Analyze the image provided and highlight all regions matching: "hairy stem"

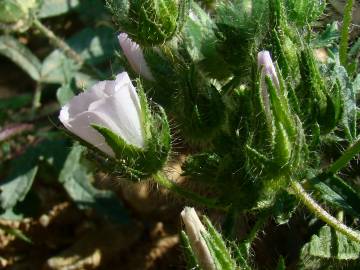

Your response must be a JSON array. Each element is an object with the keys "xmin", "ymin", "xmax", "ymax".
[
  {"xmin": 327, "ymin": 138, "xmax": 360, "ymax": 174},
  {"xmin": 241, "ymin": 212, "xmax": 269, "ymax": 258},
  {"xmin": 339, "ymin": 0, "xmax": 354, "ymax": 68},
  {"xmin": 32, "ymin": 19, "xmax": 104, "ymax": 79},
  {"xmin": 290, "ymin": 180, "xmax": 360, "ymax": 243},
  {"xmin": 153, "ymin": 172, "xmax": 225, "ymax": 209}
]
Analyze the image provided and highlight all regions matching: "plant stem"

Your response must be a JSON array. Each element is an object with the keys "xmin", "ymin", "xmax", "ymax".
[
  {"xmin": 339, "ymin": 0, "xmax": 354, "ymax": 68},
  {"xmin": 290, "ymin": 180, "xmax": 360, "ymax": 243},
  {"xmin": 327, "ymin": 138, "xmax": 360, "ymax": 174},
  {"xmin": 31, "ymin": 82, "xmax": 42, "ymax": 117},
  {"xmin": 32, "ymin": 19, "xmax": 104, "ymax": 79},
  {"xmin": 153, "ymin": 172, "xmax": 225, "ymax": 209},
  {"xmin": 241, "ymin": 211, "xmax": 269, "ymax": 258}
]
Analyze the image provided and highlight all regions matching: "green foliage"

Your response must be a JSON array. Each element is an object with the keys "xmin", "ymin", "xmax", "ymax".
[
  {"xmin": 0, "ymin": 0, "xmax": 38, "ymax": 31},
  {"xmin": 0, "ymin": 148, "xmax": 39, "ymax": 210},
  {"xmin": 106, "ymin": 0, "xmax": 190, "ymax": 46},
  {"xmin": 59, "ymin": 145, "xmax": 129, "ymax": 223},
  {"xmin": 37, "ymin": 0, "xmax": 80, "ymax": 18},
  {"xmin": 0, "ymin": 36, "xmax": 42, "ymax": 80},
  {"xmin": 299, "ymin": 225, "xmax": 360, "ymax": 269},
  {"xmin": 1, "ymin": 0, "xmax": 360, "ymax": 268}
]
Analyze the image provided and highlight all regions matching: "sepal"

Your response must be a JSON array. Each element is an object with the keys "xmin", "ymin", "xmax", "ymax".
[
  {"xmin": 0, "ymin": 0, "xmax": 38, "ymax": 32},
  {"xmin": 297, "ymin": 47, "xmax": 343, "ymax": 134},
  {"xmin": 107, "ymin": 0, "xmax": 191, "ymax": 46}
]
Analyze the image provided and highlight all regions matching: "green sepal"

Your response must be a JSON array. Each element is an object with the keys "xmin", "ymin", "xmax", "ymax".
[
  {"xmin": 177, "ymin": 66, "xmax": 226, "ymax": 144},
  {"xmin": 0, "ymin": 0, "xmax": 38, "ymax": 32},
  {"xmin": 266, "ymin": 75, "xmax": 296, "ymax": 138},
  {"xmin": 143, "ymin": 105, "xmax": 172, "ymax": 175},
  {"xmin": 297, "ymin": 47, "xmax": 345, "ymax": 135},
  {"xmin": 317, "ymin": 82, "xmax": 343, "ymax": 134},
  {"xmin": 215, "ymin": 0, "xmax": 268, "ymax": 75},
  {"xmin": 202, "ymin": 216, "xmax": 237, "ymax": 270},
  {"xmin": 273, "ymin": 121, "xmax": 292, "ymax": 168},
  {"xmin": 180, "ymin": 231, "xmax": 199, "ymax": 269},
  {"xmin": 284, "ymin": 0, "xmax": 326, "ymax": 26},
  {"xmin": 107, "ymin": 0, "xmax": 191, "ymax": 46},
  {"xmin": 91, "ymin": 124, "xmax": 142, "ymax": 162}
]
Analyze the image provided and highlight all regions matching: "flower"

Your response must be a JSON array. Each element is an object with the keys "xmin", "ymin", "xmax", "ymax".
[
  {"xmin": 257, "ymin": 50, "xmax": 280, "ymax": 89},
  {"xmin": 181, "ymin": 207, "xmax": 216, "ymax": 270},
  {"xmin": 118, "ymin": 33, "xmax": 154, "ymax": 81},
  {"xmin": 59, "ymin": 72, "xmax": 144, "ymax": 157}
]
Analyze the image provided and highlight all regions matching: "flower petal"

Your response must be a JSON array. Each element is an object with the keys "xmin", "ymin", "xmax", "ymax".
[
  {"xmin": 181, "ymin": 207, "xmax": 216, "ymax": 270},
  {"xmin": 88, "ymin": 86, "xmax": 144, "ymax": 148},
  {"xmin": 118, "ymin": 33, "xmax": 154, "ymax": 81},
  {"xmin": 65, "ymin": 111, "xmax": 117, "ymax": 157},
  {"xmin": 257, "ymin": 50, "xmax": 280, "ymax": 89}
]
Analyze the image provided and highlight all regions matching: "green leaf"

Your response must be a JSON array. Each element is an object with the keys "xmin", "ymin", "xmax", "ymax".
[
  {"xmin": 0, "ymin": 94, "xmax": 32, "ymax": 110},
  {"xmin": 67, "ymin": 27, "xmax": 115, "ymax": 65},
  {"xmin": 0, "ymin": 148, "xmax": 38, "ymax": 209},
  {"xmin": 308, "ymin": 175, "xmax": 360, "ymax": 217},
  {"xmin": 0, "ymin": 36, "xmax": 41, "ymax": 81},
  {"xmin": 56, "ymin": 80, "xmax": 77, "ymax": 106},
  {"xmin": 299, "ymin": 225, "xmax": 360, "ymax": 269},
  {"xmin": 332, "ymin": 65, "xmax": 357, "ymax": 140},
  {"xmin": 311, "ymin": 22, "xmax": 339, "ymax": 48},
  {"xmin": 40, "ymin": 27, "xmax": 115, "ymax": 84},
  {"xmin": 40, "ymin": 50, "xmax": 77, "ymax": 84},
  {"xmin": 38, "ymin": 0, "xmax": 80, "ymax": 18},
  {"xmin": 59, "ymin": 145, "xmax": 129, "ymax": 224}
]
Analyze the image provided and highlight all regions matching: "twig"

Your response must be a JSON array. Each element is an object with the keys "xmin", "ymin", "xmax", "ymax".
[
  {"xmin": 0, "ymin": 124, "xmax": 33, "ymax": 143},
  {"xmin": 32, "ymin": 19, "xmax": 104, "ymax": 79}
]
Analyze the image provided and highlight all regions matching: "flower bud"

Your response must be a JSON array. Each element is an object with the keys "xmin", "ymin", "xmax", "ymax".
[
  {"xmin": 118, "ymin": 33, "xmax": 154, "ymax": 81},
  {"xmin": 0, "ymin": 0, "xmax": 37, "ymax": 31},
  {"xmin": 254, "ymin": 50, "xmax": 305, "ymax": 172},
  {"xmin": 297, "ymin": 47, "xmax": 342, "ymax": 134},
  {"xmin": 59, "ymin": 72, "xmax": 171, "ymax": 180},
  {"xmin": 107, "ymin": 0, "xmax": 190, "ymax": 46},
  {"xmin": 181, "ymin": 207, "xmax": 216, "ymax": 270},
  {"xmin": 257, "ymin": 50, "xmax": 280, "ymax": 127}
]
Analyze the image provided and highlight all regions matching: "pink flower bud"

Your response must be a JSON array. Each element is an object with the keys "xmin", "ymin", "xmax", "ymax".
[
  {"xmin": 118, "ymin": 33, "xmax": 154, "ymax": 81},
  {"xmin": 257, "ymin": 50, "xmax": 280, "ymax": 89}
]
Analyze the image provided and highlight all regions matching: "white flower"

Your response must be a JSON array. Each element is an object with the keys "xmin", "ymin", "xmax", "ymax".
[
  {"xmin": 118, "ymin": 33, "xmax": 154, "ymax": 81},
  {"xmin": 59, "ymin": 72, "xmax": 144, "ymax": 157},
  {"xmin": 181, "ymin": 207, "xmax": 216, "ymax": 270}
]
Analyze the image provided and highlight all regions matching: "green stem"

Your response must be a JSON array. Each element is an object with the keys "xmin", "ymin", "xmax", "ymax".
[
  {"xmin": 32, "ymin": 19, "xmax": 104, "ymax": 79},
  {"xmin": 339, "ymin": 0, "xmax": 354, "ymax": 68},
  {"xmin": 31, "ymin": 82, "xmax": 42, "ymax": 117},
  {"xmin": 327, "ymin": 138, "xmax": 360, "ymax": 174},
  {"xmin": 241, "ymin": 211, "xmax": 269, "ymax": 258},
  {"xmin": 153, "ymin": 172, "xmax": 225, "ymax": 209},
  {"xmin": 290, "ymin": 180, "xmax": 360, "ymax": 243}
]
